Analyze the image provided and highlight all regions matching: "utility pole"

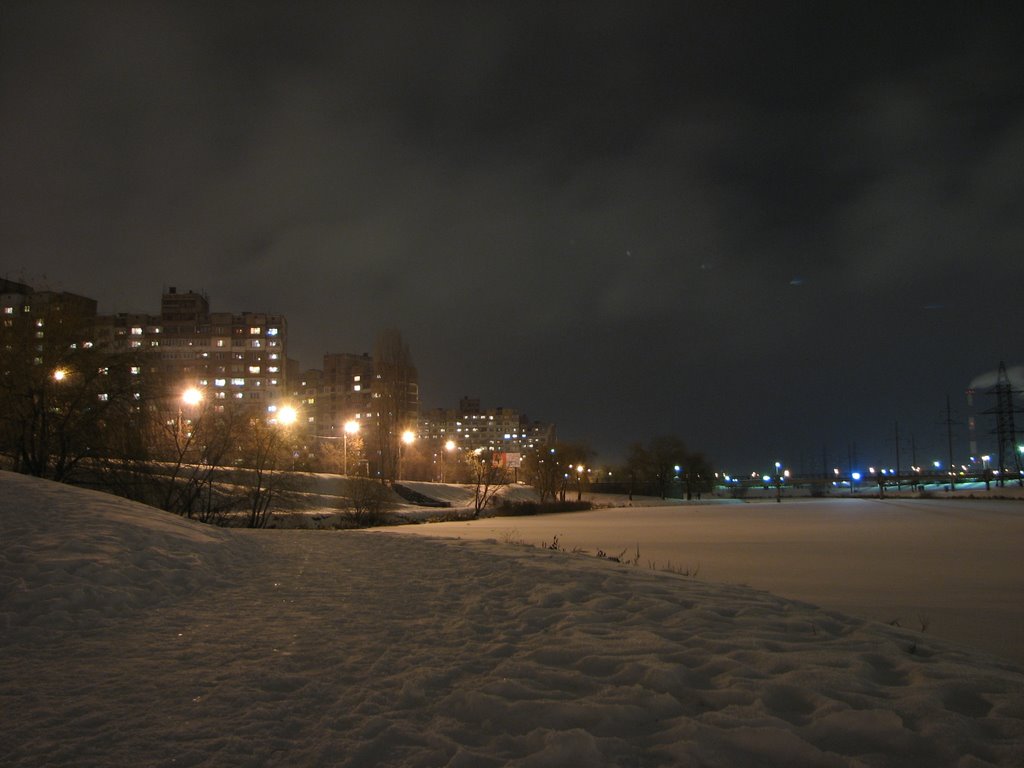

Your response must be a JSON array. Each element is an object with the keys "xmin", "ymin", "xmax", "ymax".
[
  {"xmin": 984, "ymin": 361, "xmax": 1024, "ymax": 487},
  {"xmin": 894, "ymin": 421, "xmax": 902, "ymax": 492},
  {"xmin": 945, "ymin": 395, "xmax": 956, "ymax": 492}
]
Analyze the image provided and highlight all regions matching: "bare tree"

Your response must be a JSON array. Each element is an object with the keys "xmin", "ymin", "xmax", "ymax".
[
  {"xmin": 0, "ymin": 303, "xmax": 143, "ymax": 481},
  {"xmin": 344, "ymin": 476, "xmax": 392, "ymax": 526},
  {"xmin": 465, "ymin": 448, "xmax": 511, "ymax": 516},
  {"xmin": 522, "ymin": 441, "xmax": 592, "ymax": 503}
]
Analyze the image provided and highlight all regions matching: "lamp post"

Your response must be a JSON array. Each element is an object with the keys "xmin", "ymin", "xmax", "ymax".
[
  {"xmin": 274, "ymin": 405, "xmax": 298, "ymax": 469},
  {"xmin": 441, "ymin": 439, "xmax": 456, "ymax": 482},
  {"xmin": 399, "ymin": 430, "xmax": 415, "ymax": 482},
  {"xmin": 179, "ymin": 386, "xmax": 203, "ymax": 440},
  {"xmin": 343, "ymin": 420, "xmax": 360, "ymax": 476}
]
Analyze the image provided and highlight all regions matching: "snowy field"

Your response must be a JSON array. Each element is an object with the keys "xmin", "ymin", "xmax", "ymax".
[
  {"xmin": 392, "ymin": 495, "xmax": 1024, "ymax": 666},
  {"xmin": 2, "ymin": 472, "xmax": 1023, "ymax": 767}
]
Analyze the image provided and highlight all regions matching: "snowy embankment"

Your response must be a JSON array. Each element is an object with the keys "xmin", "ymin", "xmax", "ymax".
[{"xmin": 1, "ymin": 471, "xmax": 1022, "ymax": 767}]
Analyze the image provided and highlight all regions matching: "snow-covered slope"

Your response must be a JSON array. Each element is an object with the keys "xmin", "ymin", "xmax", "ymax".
[{"xmin": 1, "ymin": 471, "xmax": 1022, "ymax": 766}]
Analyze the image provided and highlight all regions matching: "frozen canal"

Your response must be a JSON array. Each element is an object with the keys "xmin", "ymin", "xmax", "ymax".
[{"xmin": 390, "ymin": 497, "xmax": 1024, "ymax": 665}]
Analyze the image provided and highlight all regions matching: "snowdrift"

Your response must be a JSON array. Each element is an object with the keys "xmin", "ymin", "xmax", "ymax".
[{"xmin": 1, "ymin": 471, "xmax": 1022, "ymax": 766}]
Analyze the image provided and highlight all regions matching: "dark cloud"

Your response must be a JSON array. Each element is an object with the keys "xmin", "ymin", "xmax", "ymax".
[{"xmin": 2, "ymin": 1, "xmax": 1023, "ymax": 469}]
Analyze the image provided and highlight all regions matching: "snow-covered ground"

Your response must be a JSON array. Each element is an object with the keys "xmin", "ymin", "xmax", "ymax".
[
  {"xmin": 2, "ymin": 471, "xmax": 1023, "ymax": 766},
  {"xmin": 392, "ymin": 496, "xmax": 1024, "ymax": 667}
]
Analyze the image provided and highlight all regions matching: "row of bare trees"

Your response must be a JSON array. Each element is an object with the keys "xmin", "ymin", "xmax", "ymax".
[
  {"xmin": 1, "ymin": 307, "xmax": 297, "ymax": 526},
  {"xmin": 625, "ymin": 435, "xmax": 714, "ymax": 499}
]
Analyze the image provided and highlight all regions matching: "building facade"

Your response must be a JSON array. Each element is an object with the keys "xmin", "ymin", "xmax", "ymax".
[
  {"xmin": 419, "ymin": 396, "xmax": 551, "ymax": 457},
  {"xmin": 94, "ymin": 287, "xmax": 289, "ymax": 413}
]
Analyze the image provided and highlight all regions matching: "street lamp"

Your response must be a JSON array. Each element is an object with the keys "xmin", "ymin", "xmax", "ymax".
[
  {"xmin": 182, "ymin": 386, "xmax": 203, "ymax": 407},
  {"xmin": 276, "ymin": 405, "xmax": 297, "ymax": 425},
  {"xmin": 179, "ymin": 387, "xmax": 203, "ymax": 437},
  {"xmin": 343, "ymin": 420, "xmax": 360, "ymax": 476},
  {"xmin": 399, "ymin": 430, "xmax": 415, "ymax": 481},
  {"xmin": 441, "ymin": 439, "xmax": 456, "ymax": 482}
]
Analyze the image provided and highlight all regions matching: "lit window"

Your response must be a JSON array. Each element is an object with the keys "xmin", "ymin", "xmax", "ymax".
[
  {"xmin": 214, "ymin": 379, "xmax": 226, "ymax": 387},
  {"xmin": 268, "ymin": 366, "xmax": 279, "ymax": 373},
  {"xmin": 216, "ymin": 339, "xmax": 225, "ymax": 347},
  {"xmin": 130, "ymin": 340, "xmax": 142, "ymax": 348},
  {"xmin": 97, "ymin": 393, "xmax": 109, "ymax": 402},
  {"xmin": 131, "ymin": 327, "xmax": 143, "ymax": 335},
  {"xmin": 353, "ymin": 375, "xmax": 361, "ymax": 382},
  {"xmin": 130, "ymin": 366, "xmax": 141, "ymax": 375},
  {"xmin": 353, "ymin": 384, "xmax": 361, "ymax": 391},
  {"xmin": 269, "ymin": 353, "xmax": 279, "ymax": 360},
  {"xmin": 251, "ymin": 340, "xmax": 262, "ymax": 348},
  {"xmin": 231, "ymin": 378, "xmax": 245, "ymax": 386},
  {"xmin": 249, "ymin": 327, "xmax": 261, "ymax": 335},
  {"xmin": 267, "ymin": 328, "xmax": 278, "ymax": 336},
  {"xmin": 35, "ymin": 319, "xmax": 44, "ymax": 327},
  {"xmin": 2, "ymin": 307, "xmax": 12, "ymax": 315},
  {"xmin": 234, "ymin": 392, "xmax": 244, "ymax": 399},
  {"xmin": 249, "ymin": 366, "xmax": 260, "ymax": 374}
]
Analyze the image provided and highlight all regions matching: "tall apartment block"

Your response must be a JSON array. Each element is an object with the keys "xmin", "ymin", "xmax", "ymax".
[
  {"xmin": 419, "ymin": 396, "xmax": 551, "ymax": 457},
  {"xmin": 94, "ymin": 287, "xmax": 289, "ymax": 413},
  {"xmin": 296, "ymin": 351, "xmax": 419, "ymax": 444}
]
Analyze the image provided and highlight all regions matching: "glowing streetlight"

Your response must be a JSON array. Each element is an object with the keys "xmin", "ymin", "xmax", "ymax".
[
  {"xmin": 398, "ymin": 430, "xmax": 415, "ymax": 481},
  {"xmin": 52, "ymin": 368, "xmax": 68, "ymax": 382},
  {"xmin": 343, "ymin": 420, "xmax": 360, "ymax": 476},
  {"xmin": 276, "ymin": 405, "xmax": 297, "ymax": 426},
  {"xmin": 182, "ymin": 387, "xmax": 203, "ymax": 407},
  {"xmin": 440, "ymin": 439, "xmax": 456, "ymax": 483},
  {"xmin": 177, "ymin": 387, "xmax": 203, "ymax": 442}
]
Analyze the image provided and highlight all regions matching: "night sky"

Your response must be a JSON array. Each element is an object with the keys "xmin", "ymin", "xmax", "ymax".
[{"xmin": 2, "ymin": 2, "xmax": 1023, "ymax": 472}]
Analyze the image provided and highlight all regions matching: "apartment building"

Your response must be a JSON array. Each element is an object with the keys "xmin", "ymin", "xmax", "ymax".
[
  {"xmin": 94, "ymin": 287, "xmax": 289, "ymax": 412},
  {"xmin": 419, "ymin": 396, "xmax": 551, "ymax": 456}
]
